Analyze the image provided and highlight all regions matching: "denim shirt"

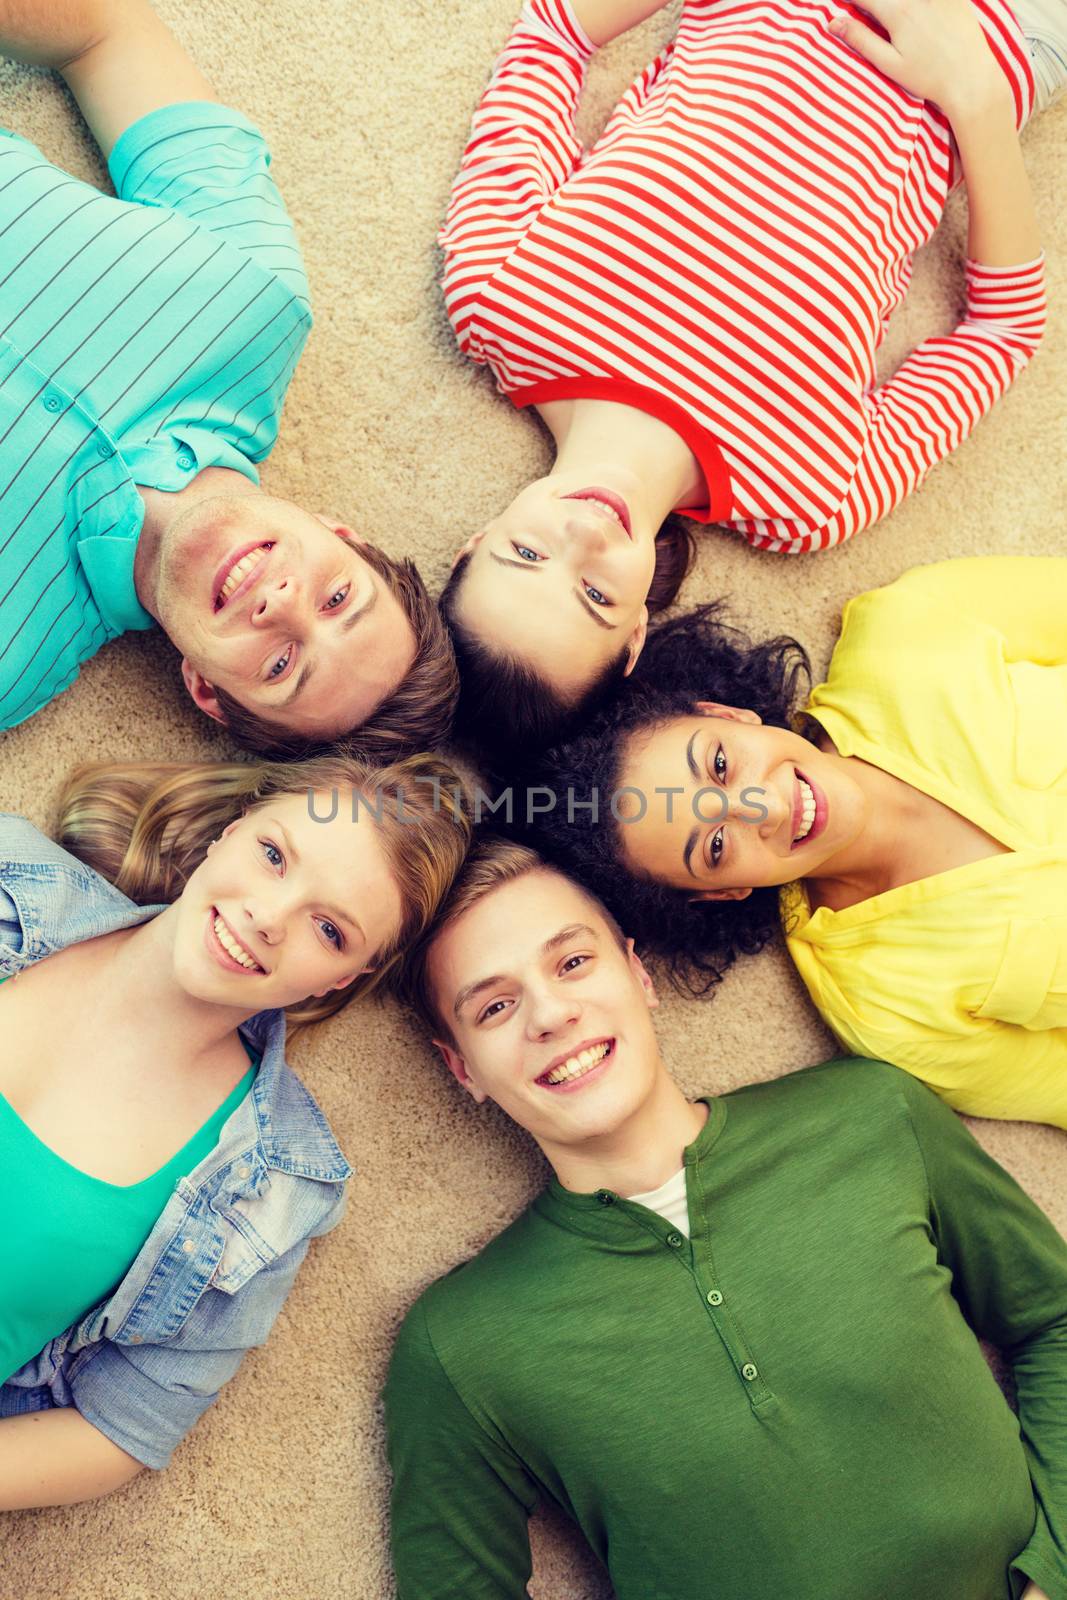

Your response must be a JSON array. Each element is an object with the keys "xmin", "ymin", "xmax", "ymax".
[{"xmin": 0, "ymin": 815, "xmax": 352, "ymax": 1469}]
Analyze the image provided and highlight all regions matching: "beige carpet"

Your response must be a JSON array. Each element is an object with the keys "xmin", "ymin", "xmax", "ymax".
[{"xmin": 1, "ymin": 2, "xmax": 1064, "ymax": 1595}]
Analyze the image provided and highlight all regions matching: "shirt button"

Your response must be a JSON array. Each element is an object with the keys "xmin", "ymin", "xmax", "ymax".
[
  {"xmin": 741, "ymin": 1363, "xmax": 759, "ymax": 1382},
  {"xmin": 130, "ymin": 1334, "xmax": 143, "ymax": 1345},
  {"xmin": 43, "ymin": 393, "xmax": 62, "ymax": 412},
  {"xmin": 595, "ymin": 1189, "xmax": 615, "ymax": 1206},
  {"xmin": 706, "ymin": 1289, "xmax": 724, "ymax": 1306},
  {"xmin": 176, "ymin": 452, "xmax": 194, "ymax": 470},
  {"xmin": 666, "ymin": 1232, "xmax": 683, "ymax": 1248},
  {"xmin": 181, "ymin": 1238, "xmax": 195, "ymax": 1254},
  {"xmin": 236, "ymin": 1164, "xmax": 251, "ymax": 1180},
  {"xmin": 96, "ymin": 439, "xmax": 115, "ymax": 458}
]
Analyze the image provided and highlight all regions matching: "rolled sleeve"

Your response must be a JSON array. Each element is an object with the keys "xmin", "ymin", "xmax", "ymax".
[
  {"xmin": 107, "ymin": 101, "xmax": 310, "ymax": 311},
  {"xmin": 69, "ymin": 1236, "xmax": 313, "ymax": 1469}
]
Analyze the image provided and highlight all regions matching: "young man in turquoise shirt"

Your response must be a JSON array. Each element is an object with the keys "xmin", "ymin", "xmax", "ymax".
[
  {"xmin": 0, "ymin": 0, "xmax": 456, "ymax": 757},
  {"xmin": 386, "ymin": 840, "xmax": 1066, "ymax": 1600}
]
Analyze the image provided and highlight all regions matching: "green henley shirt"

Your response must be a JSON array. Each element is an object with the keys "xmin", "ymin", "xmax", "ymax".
[{"xmin": 385, "ymin": 1059, "xmax": 1067, "ymax": 1600}]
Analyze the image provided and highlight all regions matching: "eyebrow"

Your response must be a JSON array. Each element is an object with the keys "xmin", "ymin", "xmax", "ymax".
[
  {"xmin": 276, "ymin": 819, "xmax": 366, "ymax": 945},
  {"xmin": 683, "ymin": 731, "xmax": 701, "ymax": 877},
  {"xmin": 452, "ymin": 922, "xmax": 599, "ymax": 1019}
]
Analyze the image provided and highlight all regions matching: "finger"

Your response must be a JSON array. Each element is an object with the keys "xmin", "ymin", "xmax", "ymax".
[
  {"xmin": 841, "ymin": 0, "xmax": 898, "ymax": 31},
  {"xmin": 827, "ymin": 11, "xmax": 902, "ymax": 72}
]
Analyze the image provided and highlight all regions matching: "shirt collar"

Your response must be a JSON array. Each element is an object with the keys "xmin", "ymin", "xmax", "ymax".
[{"xmin": 540, "ymin": 1096, "xmax": 726, "ymax": 1225}]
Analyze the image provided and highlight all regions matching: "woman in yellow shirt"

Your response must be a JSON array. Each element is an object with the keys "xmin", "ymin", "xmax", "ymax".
[{"xmin": 523, "ymin": 557, "xmax": 1067, "ymax": 1127}]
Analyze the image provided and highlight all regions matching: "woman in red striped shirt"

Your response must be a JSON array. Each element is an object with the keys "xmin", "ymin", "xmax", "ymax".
[{"xmin": 438, "ymin": 0, "xmax": 1055, "ymax": 761}]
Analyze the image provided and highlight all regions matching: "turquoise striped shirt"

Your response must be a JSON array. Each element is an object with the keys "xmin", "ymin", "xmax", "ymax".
[{"xmin": 0, "ymin": 101, "xmax": 312, "ymax": 730}]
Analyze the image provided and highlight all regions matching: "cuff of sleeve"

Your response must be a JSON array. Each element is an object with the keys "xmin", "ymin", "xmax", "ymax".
[
  {"xmin": 70, "ymin": 1345, "xmax": 217, "ymax": 1470},
  {"xmin": 108, "ymin": 101, "xmax": 267, "ymax": 199},
  {"xmin": 1013, "ymin": 1551, "xmax": 1067, "ymax": 1600},
  {"xmin": 523, "ymin": 0, "xmax": 597, "ymax": 60},
  {"xmin": 965, "ymin": 253, "xmax": 1046, "ymax": 286}
]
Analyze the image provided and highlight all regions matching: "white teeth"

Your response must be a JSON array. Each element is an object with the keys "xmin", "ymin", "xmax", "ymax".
[
  {"xmin": 585, "ymin": 497, "xmax": 622, "ymax": 525},
  {"xmin": 793, "ymin": 776, "xmax": 817, "ymax": 843},
  {"xmin": 543, "ymin": 1041, "xmax": 611, "ymax": 1086},
  {"xmin": 213, "ymin": 914, "xmax": 260, "ymax": 971},
  {"xmin": 217, "ymin": 544, "xmax": 270, "ymax": 607}
]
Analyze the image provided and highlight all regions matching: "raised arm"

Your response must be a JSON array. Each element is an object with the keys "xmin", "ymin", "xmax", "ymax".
[
  {"xmin": 0, "ymin": 0, "xmax": 215, "ymax": 156},
  {"xmin": 900, "ymin": 1074, "xmax": 1067, "ymax": 1599}
]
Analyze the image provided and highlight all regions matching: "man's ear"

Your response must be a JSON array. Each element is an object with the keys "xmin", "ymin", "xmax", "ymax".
[
  {"xmin": 315, "ymin": 515, "xmax": 361, "ymax": 542},
  {"xmin": 434, "ymin": 1039, "xmax": 488, "ymax": 1104},
  {"xmin": 625, "ymin": 937, "xmax": 659, "ymax": 1009},
  {"xmin": 181, "ymin": 660, "xmax": 225, "ymax": 724},
  {"xmin": 622, "ymin": 605, "xmax": 650, "ymax": 677},
  {"xmin": 693, "ymin": 701, "xmax": 762, "ymax": 725},
  {"xmin": 688, "ymin": 886, "xmax": 753, "ymax": 904}
]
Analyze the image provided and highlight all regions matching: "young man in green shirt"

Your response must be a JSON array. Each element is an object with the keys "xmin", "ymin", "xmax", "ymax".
[
  {"xmin": 385, "ymin": 839, "xmax": 1066, "ymax": 1600},
  {"xmin": 0, "ymin": 0, "xmax": 455, "ymax": 757}
]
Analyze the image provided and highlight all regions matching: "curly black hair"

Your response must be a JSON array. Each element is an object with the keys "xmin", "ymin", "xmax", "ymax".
[
  {"xmin": 440, "ymin": 514, "xmax": 697, "ymax": 772},
  {"xmin": 511, "ymin": 604, "xmax": 813, "ymax": 996}
]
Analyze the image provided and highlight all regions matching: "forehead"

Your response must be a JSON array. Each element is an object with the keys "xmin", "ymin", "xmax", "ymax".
[{"xmin": 429, "ymin": 871, "xmax": 609, "ymax": 992}]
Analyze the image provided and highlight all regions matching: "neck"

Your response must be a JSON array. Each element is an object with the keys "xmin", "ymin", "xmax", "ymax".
[
  {"xmin": 100, "ymin": 907, "xmax": 265, "ymax": 1061},
  {"xmin": 543, "ymin": 398, "xmax": 705, "ymax": 529},
  {"xmin": 133, "ymin": 466, "xmax": 261, "ymax": 619},
  {"xmin": 545, "ymin": 1064, "xmax": 708, "ymax": 1196}
]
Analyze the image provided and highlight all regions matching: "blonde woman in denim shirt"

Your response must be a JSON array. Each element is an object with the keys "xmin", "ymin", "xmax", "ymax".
[{"xmin": 0, "ymin": 752, "xmax": 469, "ymax": 1508}]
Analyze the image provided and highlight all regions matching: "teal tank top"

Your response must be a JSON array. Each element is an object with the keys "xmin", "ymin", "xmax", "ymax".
[{"xmin": 0, "ymin": 998, "xmax": 258, "ymax": 1383}]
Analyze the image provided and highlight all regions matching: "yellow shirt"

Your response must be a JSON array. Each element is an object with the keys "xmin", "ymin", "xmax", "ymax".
[{"xmin": 781, "ymin": 557, "xmax": 1067, "ymax": 1128}]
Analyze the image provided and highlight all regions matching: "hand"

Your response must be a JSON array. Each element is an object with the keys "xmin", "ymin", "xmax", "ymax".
[
  {"xmin": 1020, "ymin": 1586, "xmax": 1050, "ymax": 1599},
  {"xmin": 827, "ymin": 0, "xmax": 1009, "ymax": 121}
]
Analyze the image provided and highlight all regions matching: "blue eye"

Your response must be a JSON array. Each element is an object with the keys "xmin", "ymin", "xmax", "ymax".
[
  {"xmin": 267, "ymin": 646, "xmax": 292, "ymax": 680},
  {"xmin": 513, "ymin": 544, "xmax": 543, "ymax": 562},
  {"xmin": 584, "ymin": 584, "xmax": 609, "ymax": 606},
  {"xmin": 318, "ymin": 918, "xmax": 343, "ymax": 951},
  {"xmin": 260, "ymin": 840, "xmax": 284, "ymax": 869},
  {"xmin": 323, "ymin": 585, "xmax": 349, "ymax": 611}
]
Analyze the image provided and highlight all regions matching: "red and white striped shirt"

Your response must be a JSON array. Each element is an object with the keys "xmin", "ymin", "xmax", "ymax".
[{"xmin": 441, "ymin": 0, "xmax": 1045, "ymax": 553}]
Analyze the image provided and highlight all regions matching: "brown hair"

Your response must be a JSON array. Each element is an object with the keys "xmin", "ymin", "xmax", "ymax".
[
  {"xmin": 57, "ymin": 751, "xmax": 471, "ymax": 1026},
  {"xmin": 399, "ymin": 836, "xmax": 626, "ymax": 1048},
  {"xmin": 440, "ymin": 514, "xmax": 696, "ymax": 768},
  {"xmin": 213, "ymin": 540, "xmax": 459, "ymax": 762}
]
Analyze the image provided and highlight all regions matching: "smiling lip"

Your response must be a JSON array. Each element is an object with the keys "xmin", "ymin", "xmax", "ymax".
[
  {"xmin": 211, "ymin": 542, "xmax": 273, "ymax": 614},
  {"xmin": 535, "ymin": 1038, "xmax": 615, "ymax": 1094},
  {"xmin": 205, "ymin": 907, "xmax": 267, "ymax": 976},
  {"xmin": 791, "ymin": 769, "xmax": 828, "ymax": 850},
  {"xmin": 561, "ymin": 488, "xmax": 633, "ymax": 538}
]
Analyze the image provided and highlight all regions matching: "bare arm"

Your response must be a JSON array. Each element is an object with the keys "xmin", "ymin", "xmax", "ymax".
[
  {"xmin": 571, "ymin": 0, "xmax": 676, "ymax": 48},
  {"xmin": 0, "ymin": 0, "xmax": 216, "ymax": 157},
  {"xmin": 828, "ymin": 0, "xmax": 1040, "ymax": 266},
  {"xmin": 0, "ymin": 1409, "xmax": 144, "ymax": 1510}
]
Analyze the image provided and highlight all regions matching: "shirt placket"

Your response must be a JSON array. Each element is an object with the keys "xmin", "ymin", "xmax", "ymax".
[{"xmin": 597, "ymin": 1180, "xmax": 775, "ymax": 1411}]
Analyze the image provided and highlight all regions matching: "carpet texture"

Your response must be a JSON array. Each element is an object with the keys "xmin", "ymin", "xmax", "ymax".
[{"xmin": 0, "ymin": 3, "xmax": 1064, "ymax": 1595}]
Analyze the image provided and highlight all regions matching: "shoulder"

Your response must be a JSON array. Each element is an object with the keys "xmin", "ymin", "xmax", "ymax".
[
  {"xmin": 723, "ymin": 1056, "xmax": 920, "ymax": 1138},
  {"xmin": 395, "ymin": 1205, "xmax": 548, "ymax": 1371},
  {"xmin": 0, "ymin": 815, "xmax": 155, "ymax": 968}
]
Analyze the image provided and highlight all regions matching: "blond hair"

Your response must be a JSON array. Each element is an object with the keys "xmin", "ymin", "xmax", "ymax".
[
  {"xmin": 399, "ymin": 837, "xmax": 625, "ymax": 1047},
  {"xmin": 57, "ymin": 752, "xmax": 471, "ymax": 1026}
]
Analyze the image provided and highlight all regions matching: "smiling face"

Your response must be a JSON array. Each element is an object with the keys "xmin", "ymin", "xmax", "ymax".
[
  {"xmin": 427, "ymin": 869, "xmax": 663, "ymax": 1160},
  {"xmin": 171, "ymin": 789, "xmax": 404, "ymax": 1011},
  {"xmin": 153, "ymin": 495, "xmax": 417, "ymax": 740},
  {"xmin": 452, "ymin": 477, "xmax": 657, "ymax": 700},
  {"xmin": 617, "ymin": 705, "xmax": 869, "ymax": 899}
]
